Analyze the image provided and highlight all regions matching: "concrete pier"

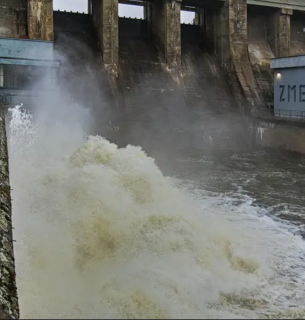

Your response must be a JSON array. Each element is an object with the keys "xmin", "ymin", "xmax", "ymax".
[
  {"xmin": 27, "ymin": 0, "xmax": 53, "ymax": 40},
  {"xmin": 91, "ymin": 0, "xmax": 119, "ymax": 65},
  {"xmin": 151, "ymin": 0, "xmax": 181, "ymax": 67}
]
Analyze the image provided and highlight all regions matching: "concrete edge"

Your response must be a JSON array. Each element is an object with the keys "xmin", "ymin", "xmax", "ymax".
[
  {"xmin": 271, "ymin": 55, "xmax": 305, "ymax": 69},
  {"xmin": 0, "ymin": 107, "xmax": 19, "ymax": 319}
]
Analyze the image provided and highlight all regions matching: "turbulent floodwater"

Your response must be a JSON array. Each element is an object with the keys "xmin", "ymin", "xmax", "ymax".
[{"xmin": 7, "ymin": 104, "xmax": 305, "ymax": 319}]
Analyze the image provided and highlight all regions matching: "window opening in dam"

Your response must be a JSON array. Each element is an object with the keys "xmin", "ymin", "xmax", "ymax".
[
  {"xmin": 181, "ymin": 8, "xmax": 202, "ymax": 45},
  {"xmin": 53, "ymin": 0, "xmax": 88, "ymax": 13},
  {"xmin": 119, "ymin": 3, "xmax": 144, "ymax": 19},
  {"xmin": 181, "ymin": 9, "xmax": 195, "ymax": 24}
]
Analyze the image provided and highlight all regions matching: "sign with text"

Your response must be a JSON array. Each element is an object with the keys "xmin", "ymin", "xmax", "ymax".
[
  {"xmin": 274, "ymin": 68, "xmax": 305, "ymax": 112},
  {"xmin": 278, "ymin": 85, "xmax": 305, "ymax": 103}
]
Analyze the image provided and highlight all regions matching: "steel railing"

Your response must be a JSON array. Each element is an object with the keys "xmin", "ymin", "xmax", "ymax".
[{"xmin": 252, "ymin": 108, "xmax": 305, "ymax": 121}]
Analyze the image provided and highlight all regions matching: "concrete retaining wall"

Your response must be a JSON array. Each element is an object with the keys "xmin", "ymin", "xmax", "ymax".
[
  {"xmin": 0, "ymin": 108, "xmax": 19, "ymax": 319},
  {"xmin": 255, "ymin": 121, "xmax": 305, "ymax": 154}
]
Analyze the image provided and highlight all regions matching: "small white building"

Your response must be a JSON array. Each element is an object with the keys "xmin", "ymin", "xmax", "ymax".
[{"xmin": 271, "ymin": 55, "xmax": 305, "ymax": 119}]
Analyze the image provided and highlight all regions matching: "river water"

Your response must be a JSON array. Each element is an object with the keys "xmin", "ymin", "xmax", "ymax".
[
  {"xmin": 7, "ymin": 104, "xmax": 305, "ymax": 319},
  {"xmin": 162, "ymin": 150, "xmax": 305, "ymax": 236}
]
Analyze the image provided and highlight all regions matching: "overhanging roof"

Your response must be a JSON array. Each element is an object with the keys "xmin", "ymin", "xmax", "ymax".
[
  {"xmin": 218, "ymin": 0, "xmax": 305, "ymax": 11},
  {"xmin": 271, "ymin": 55, "xmax": 305, "ymax": 69},
  {"xmin": 123, "ymin": 0, "xmax": 305, "ymax": 11},
  {"xmin": 247, "ymin": 0, "xmax": 305, "ymax": 11}
]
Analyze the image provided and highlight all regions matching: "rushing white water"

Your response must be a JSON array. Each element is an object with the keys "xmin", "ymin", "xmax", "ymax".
[{"xmin": 7, "ymin": 104, "xmax": 305, "ymax": 319}]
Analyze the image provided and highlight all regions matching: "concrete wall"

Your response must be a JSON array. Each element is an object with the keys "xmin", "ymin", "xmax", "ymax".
[
  {"xmin": 247, "ymin": 5, "xmax": 274, "ymax": 105},
  {"xmin": 54, "ymin": 11, "xmax": 91, "ymax": 34},
  {"xmin": 0, "ymin": 109, "xmax": 19, "ymax": 319},
  {"xmin": 268, "ymin": 8, "xmax": 292, "ymax": 58},
  {"xmin": 205, "ymin": 0, "xmax": 265, "ymax": 114},
  {"xmin": 256, "ymin": 121, "xmax": 305, "ymax": 154},
  {"xmin": 27, "ymin": 0, "xmax": 53, "ymax": 41},
  {"xmin": 221, "ymin": 4, "xmax": 292, "ymax": 111},
  {"xmin": 204, "ymin": 0, "xmax": 305, "ymax": 153},
  {"xmin": 290, "ymin": 11, "xmax": 305, "ymax": 56},
  {"xmin": 227, "ymin": 5, "xmax": 292, "ymax": 111},
  {"xmin": 90, "ymin": 0, "xmax": 181, "ymax": 66},
  {"xmin": 91, "ymin": 0, "xmax": 118, "ymax": 65},
  {"xmin": 246, "ymin": 7, "xmax": 305, "ymax": 154},
  {"xmin": 204, "ymin": 2, "xmax": 302, "ymax": 114},
  {"xmin": 143, "ymin": 1, "xmax": 151, "ymax": 23},
  {"xmin": 0, "ymin": 0, "xmax": 53, "ymax": 41},
  {"xmin": 119, "ymin": 18, "xmax": 149, "ymax": 39},
  {"xmin": 0, "ymin": 0, "xmax": 27, "ymax": 38},
  {"xmin": 151, "ymin": 0, "xmax": 181, "ymax": 67},
  {"xmin": 151, "ymin": 1, "xmax": 166, "ymax": 53},
  {"xmin": 181, "ymin": 24, "xmax": 201, "ymax": 44}
]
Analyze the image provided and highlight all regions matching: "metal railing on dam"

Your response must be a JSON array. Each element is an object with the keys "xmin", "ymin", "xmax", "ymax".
[
  {"xmin": 0, "ymin": 106, "xmax": 19, "ymax": 319},
  {"xmin": 253, "ymin": 108, "xmax": 305, "ymax": 122}
]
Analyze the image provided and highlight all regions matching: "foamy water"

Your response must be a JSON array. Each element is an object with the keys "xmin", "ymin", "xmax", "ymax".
[{"xmin": 7, "ymin": 105, "xmax": 305, "ymax": 319}]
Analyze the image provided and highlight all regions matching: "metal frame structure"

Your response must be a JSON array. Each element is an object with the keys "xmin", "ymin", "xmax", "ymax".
[
  {"xmin": 253, "ymin": 108, "xmax": 305, "ymax": 121},
  {"xmin": 0, "ymin": 37, "xmax": 60, "ymax": 106}
]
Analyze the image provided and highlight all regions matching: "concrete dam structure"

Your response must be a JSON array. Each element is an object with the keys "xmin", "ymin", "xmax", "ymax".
[
  {"xmin": 1, "ymin": 0, "xmax": 305, "ymax": 318},
  {"xmin": 1, "ymin": 0, "xmax": 305, "ymax": 152},
  {"xmin": 53, "ymin": 2, "xmax": 247, "ymax": 152}
]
